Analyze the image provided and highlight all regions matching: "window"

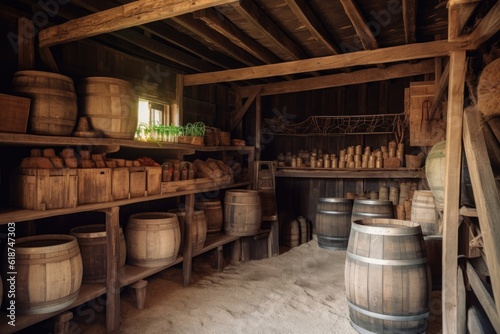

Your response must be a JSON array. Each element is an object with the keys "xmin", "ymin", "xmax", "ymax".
[{"xmin": 136, "ymin": 98, "xmax": 180, "ymax": 141}]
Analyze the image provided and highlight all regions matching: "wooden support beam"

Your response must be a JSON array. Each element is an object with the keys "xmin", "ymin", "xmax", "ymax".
[
  {"xmin": 238, "ymin": 60, "xmax": 434, "ymax": 98},
  {"xmin": 448, "ymin": 0, "xmax": 481, "ymax": 41},
  {"xmin": 463, "ymin": 107, "xmax": 500, "ymax": 324},
  {"xmin": 104, "ymin": 206, "xmax": 120, "ymax": 332},
  {"xmin": 339, "ymin": 0, "xmax": 378, "ymax": 50},
  {"xmin": 442, "ymin": 50, "xmax": 467, "ymax": 334},
  {"xmin": 255, "ymin": 94, "xmax": 261, "ymax": 161},
  {"xmin": 230, "ymin": 86, "xmax": 262, "ymax": 131},
  {"xmin": 468, "ymin": 1, "xmax": 500, "ymax": 48},
  {"xmin": 39, "ymin": 0, "xmax": 238, "ymax": 47},
  {"xmin": 174, "ymin": 74, "xmax": 184, "ymax": 126},
  {"xmin": 183, "ymin": 40, "xmax": 467, "ymax": 86},
  {"xmin": 18, "ymin": 18, "xmax": 35, "ymax": 70},
  {"xmin": 428, "ymin": 61, "xmax": 450, "ymax": 120},
  {"xmin": 402, "ymin": 0, "xmax": 417, "ymax": 44},
  {"xmin": 38, "ymin": 47, "xmax": 59, "ymax": 73},
  {"xmin": 183, "ymin": 193, "xmax": 195, "ymax": 286}
]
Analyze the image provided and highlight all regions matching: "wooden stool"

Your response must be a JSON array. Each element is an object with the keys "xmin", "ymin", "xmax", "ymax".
[{"xmin": 129, "ymin": 280, "xmax": 148, "ymax": 310}]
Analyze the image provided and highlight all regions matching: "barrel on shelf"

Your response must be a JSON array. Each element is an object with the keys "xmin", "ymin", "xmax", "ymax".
[
  {"xmin": 224, "ymin": 190, "xmax": 262, "ymax": 236},
  {"xmin": 14, "ymin": 234, "xmax": 83, "ymax": 314},
  {"xmin": 11, "ymin": 70, "xmax": 78, "ymax": 136},
  {"xmin": 411, "ymin": 190, "xmax": 440, "ymax": 235},
  {"xmin": 351, "ymin": 199, "xmax": 394, "ymax": 223},
  {"xmin": 169, "ymin": 209, "xmax": 207, "ymax": 252},
  {"xmin": 345, "ymin": 219, "xmax": 431, "ymax": 333},
  {"xmin": 77, "ymin": 77, "xmax": 138, "ymax": 139},
  {"xmin": 195, "ymin": 199, "xmax": 223, "ymax": 237},
  {"xmin": 425, "ymin": 141, "xmax": 446, "ymax": 210},
  {"xmin": 126, "ymin": 212, "xmax": 180, "ymax": 267},
  {"xmin": 70, "ymin": 224, "xmax": 126, "ymax": 283},
  {"xmin": 315, "ymin": 198, "xmax": 353, "ymax": 250}
]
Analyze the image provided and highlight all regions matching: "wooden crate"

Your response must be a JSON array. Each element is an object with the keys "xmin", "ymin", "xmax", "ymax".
[
  {"xmin": 0, "ymin": 93, "xmax": 30, "ymax": 133},
  {"xmin": 145, "ymin": 166, "xmax": 162, "ymax": 195},
  {"xmin": 112, "ymin": 167, "xmax": 130, "ymax": 200},
  {"xmin": 78, "ymin": 168, "xmax": 113, "ymax": 204},
  {"xmin": 129, "ymin": 167, "xmax": 146, "ymax": 197},
  {"xmin": 10, "ymin": 168, "xmax": 78, "ymax": 210}
]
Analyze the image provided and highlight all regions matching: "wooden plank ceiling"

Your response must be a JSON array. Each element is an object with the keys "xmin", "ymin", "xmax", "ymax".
[{"xmin": 1, "ymin": 0, "xmax": 491, "ymax": 85}]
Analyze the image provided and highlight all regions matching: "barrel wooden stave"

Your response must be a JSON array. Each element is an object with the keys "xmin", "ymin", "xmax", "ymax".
[
  {"xmin": 195, "ymin": 199, "xmax": 223, "ymax": 237},
  {"xmin": 316, "ymin": 198, "xmax": 353, "ymax": 250},
  {"xmin": 14, "ymin": 234, "xmax": 83, "ymax": 314},
  {"xmin": 224, "ymin": 190, "xmax": 262, "ymax": 236},
  {"xmin": 126, "ymin": 212, "xmax": 180, "ymax": 267},
  {"xmin": 169, "ymin": 209, "xmax": 207, "ymax": 252},
  {"xmin": 70, "ymin": 224, "xmax": 126, "ymax": 283},
  {"xmin": 345, "ymin": 219, "xmax": 431, "ymax": 333}
]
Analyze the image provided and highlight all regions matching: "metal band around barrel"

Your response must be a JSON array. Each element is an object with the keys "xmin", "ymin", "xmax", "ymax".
[
  {"xmin": 348, "ymin": 300, "xmax": 429, "ymax": 322},
  {"xmin": 347, "ymin": 251, "xmax": 428, "ymax": 266},
  {"xmin": 353, "ymin": 212, "xmax": 392, "ymax": 218},
  {"xmin": 319, "ymin": 198, "xmax": 352, "ymax": 203},
  {"xmin": 318, "ymin": 235, "xmax": 348, "ymax": 241},
  {"xmin": 350, "ymin": 320, "xmax": 427, "ymax": 334},
  {"xmin": 317, "ymin": 210, "xmax": 351, "ymax": 215},
  {"xmin": 351, "ymin": 222, "xmax": 421, "ymax": 235}
]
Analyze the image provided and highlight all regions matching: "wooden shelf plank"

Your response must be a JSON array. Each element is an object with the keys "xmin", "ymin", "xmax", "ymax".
[
  {"xmin": 120, "ymin": 256, "xmax": 184, "ymax": 287},
  {"xmin": 0, "ymin": 284, "xmax": 107, "ymax": 334},
  {"xmin": 275, "ymin": 168, "xmax": 423, "ymax": 179}
]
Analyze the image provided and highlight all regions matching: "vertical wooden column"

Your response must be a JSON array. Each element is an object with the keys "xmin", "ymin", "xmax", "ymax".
[
  {"xmin": 18, "ymin": 18, "xmax": 35, "ymax": 70},
  {"xmin": 104, "ymin": 206, "xmax": 121, "ymax": 332},
  {"xmin": 442, "ymin": 50, "xmax": 466, "ymax": 334},
  {"xmin": 173, "ymin": 74, "xmax": 184, "ymax": 126},
  {"xmin": 255, "ymin": 94, "xmax": 261, "ymax": 161},
  {"xmin": 183, "ymin": 193, "xmax": 195, "ymax": 286}
]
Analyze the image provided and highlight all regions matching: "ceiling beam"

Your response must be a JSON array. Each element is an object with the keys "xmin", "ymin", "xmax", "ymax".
[
  {"xmin": 184, "ymin": 40, "xmax": 468, "ymax": 86},
  {"xmin": 238, "ymin": 59, "xmax": 434, "ymax": 98},
  {"xmin": 402, "ymin": 0, "xmax": 417, "ymax": 44},
  {"xmin": 38, "ymin": 0, "xmax": 238, "ymax": 48},
  {"xmin": 467, "ymin": 0, "xmax": 500, "ymax": 48},
  {"xmin": 339, "ymin": 0, "xmax": 379, "ymax": 50},
  {"xmin": 284, "ymin": 0, "xmax": 341, "ymax": 55},
  {"xmin": 448, "ymin": 0, "xmax": 481, "ymax": 41}
]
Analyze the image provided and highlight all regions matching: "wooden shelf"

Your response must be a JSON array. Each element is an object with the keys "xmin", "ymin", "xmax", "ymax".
[
  {"xmin": 0, "ymin": 283, "xmax": 107, "ymax": 334},
  {"xmin": 275, "ymin": 167, "xmax": 423, "ymax": 179}
]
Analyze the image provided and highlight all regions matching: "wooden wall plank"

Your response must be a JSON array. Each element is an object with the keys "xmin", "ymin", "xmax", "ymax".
[{"xmin": 17, "ymin": 18, "xmax": 35, "ymax": 70}]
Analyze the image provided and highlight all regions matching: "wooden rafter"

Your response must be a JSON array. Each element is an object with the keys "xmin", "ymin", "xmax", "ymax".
[
  {"xmin": 38, "ymin": 0, "xmax": 238, "ymax": 48},
  {"xmin": 183, "ymin": 40, "xmax": 468, "ymax": 86},
  {"xmin": 428, "ymin": 61, "xmax": 450, "ymax": 120},
  {"xmin": 467, "ymin": 0, "xmax": 500, "ymax": 48},
  {"xmin": 229, "ymin": 86, "xmax": 262, "ymax": 131},
  {"xmin": 448, "ymin": 0, "xmax": 481, "ymax": 41},
  {"xmin": 402, "ymin": 0, "xmax": 417, "ymax": 44},
  {"xmin": 339, "ymin": 0, "xmax": 378, "ymax": 50}
]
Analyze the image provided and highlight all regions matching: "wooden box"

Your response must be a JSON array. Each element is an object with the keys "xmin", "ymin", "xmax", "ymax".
[
  {"xmin": 0, "ymin": 93, "xmax": 30, "ymax": 134},
  {"xmin": 10, "ymin": 168, "xmax": 78, "ymax": 210},
  {"xmin": 112, "ymin": 167, "xmax": 130, "ymax": 200},
  {"xmin": 129, "ymin": 167, "xmax": 146, "ymax": 197},
  {"xmin": 145, "ymin": 166, "xmax": 162, "ymax": 195},
  {"xmin": 77, "ymin": 168, "xmax": 113, "ymax": 204}
]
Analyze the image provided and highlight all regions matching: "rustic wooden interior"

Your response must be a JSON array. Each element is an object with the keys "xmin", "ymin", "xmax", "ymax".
[{"xmin": 0, "ymin": 0, "xmax": 499, "ymax": 333}]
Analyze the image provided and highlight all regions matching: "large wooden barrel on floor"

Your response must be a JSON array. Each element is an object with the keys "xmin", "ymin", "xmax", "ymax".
[
  {"xmin": 169, "ymin": 209, "xmax": 207, "ymax": 252},
  {"xmin": 425, "ymin": 141, "xmax": 446, "ymax": 210},
  {"xmin": 70, "ymin": 224, "xmax": 126, "ymax": 283},
  {"xmin": 77, "ymin": 77, "xmax": 138, "ymax": 139},
  {"xmin": 345, "ymin": 219, "xmax": 431, "ymax": 333},
  {"xmin": 316, "ymin": 198, "xmax": 353, "ymax": 250},
  {"xmin": 351, "ymin": 199, "xmax": 394, "ymax": 223},
  {"xmin": 224, "ymin": 190, "xmax": 262, "ymax": 236},
  {"xmin": 411, "ymin": 190, "xmax": 439, "ymax": 235},
  {"xmin": 15, "ymin": 234, "xmax": 83, "ymax": 314},
  {"xmin": 126, "ymin": 212, "xmax": 180, "ymax": 267},
  {"xmin": 195, "ymin": 199, "xmax": 223, "ymax": 237},
  {"xmin": 11, "ymin": 70, "xmax": 78, "ymax": 136}
]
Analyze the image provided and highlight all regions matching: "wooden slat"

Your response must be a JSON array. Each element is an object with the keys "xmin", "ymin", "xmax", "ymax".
[
  {"xmin": 38, "ymin": 0, "xmax": 238, "ymax": 47},
  {"xmin": 463, "ymin": 106, "xmax": 500, "ymax": 323},
  {"xmin": 18, "ymin": 17, "xmax": 35, "ymax": 70},
  {"xmin": 448, "ymin": 0, "xmax": 481, "ymax": 41},
  {"xmin": 230, "ymin": 86, "xmax": 262, "ymax": 131},
  {"xmin": 402, "ymin": 0, "xmax": 417, "ymax": 44},
  {"xmin": 183, "ymin": 40, "xmax": 467, "ymax": 86},
  {"xmin": 442, "ymin": 50, "xmax": 467, "ymax": 334},
  {"xmin": 238, "ymin": 60, "xmax": 434, "ymax": 98},
  {"xmin": 468, "ymin": 0, "xmax": 500, "ymax": 48},
  {"xmin": 339, "ymin": 0, "xmax": 378, "ymax": 50},
  {"xmin": 104, "ymin": 206, "xmax": 120, "ymax": 332}
]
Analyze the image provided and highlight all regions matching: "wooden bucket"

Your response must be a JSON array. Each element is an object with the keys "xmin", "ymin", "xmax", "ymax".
[
  {"xmin": 126, "ymin": 212, "xmax": 180, "ymax": 267},
  {"xmin": 15, "ymin": 234, "xmax": 83, "ymax": 314},
  {"xmin": 316, "ymin": 198, "xmax": 354, "ymax": 250},
  {"xmin": 70, "ymin": 224, "xmax": 126, "ymax": 283},
  {"xmin": 169, "ymin": 209, "xmax": 207, "ymax": 252},
  {"xmin": 195, "ymin": 199, "xmax": 223, "ymax": 237},
  {"xmin": 281, "ymin": 219, "xmax": 300, "ymax": 248},
  {"xmin": 351, "ymin": 199, "xmax": 394, "ymax": 223},
  {"xmin": 425, "ymin": 141, "xmax": 446, "ymax": 210},
  {"xmin": 411, "ymin": 190, "xmax": 439, "ymax": 235},
  {"xmin": 77, "ymin": 77, "xmax": 138, "ymax": 139},
  {"xmin": 11, "ymin": 70, "xmax": 78, "ymax": 136},
  {"xmin": 345, "ymin": 219, "xmax": 431, "ymax": 333},
  {"xmin": 224, "ymin": 190, "xmax": 262, "ymax": 236}
]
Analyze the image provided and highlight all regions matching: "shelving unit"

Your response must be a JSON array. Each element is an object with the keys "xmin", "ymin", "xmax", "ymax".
[
  {"xmin": 0, "ymin": 133, "xmax": 255, "ymax": 333},
  {"xmin": 275, "ymin": 167, "xmax": 423, "ymax": 179}
]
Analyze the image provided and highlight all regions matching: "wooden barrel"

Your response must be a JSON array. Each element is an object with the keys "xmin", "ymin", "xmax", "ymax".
[
  {"xmin": 195, "ymin": 199, "xmax": 223, "ymax": 237},
  {"xmin": 411, "ymin": 190, "xmax": 439, "ymax": 235},
  {"xmin": 345, "ymin": 219, "xmax": 431, "ymax": 333},
  {"xmin": 281, "ymin": 219, "xmax": 300, "ymax": 248},
  {"xmin": 15, "ymin": 234, "xmax": 83, "ymax": 314},
  {"xmin": 316, "ymin": 198, "xmax": 353, "ymax": 250},
  {"xmin": 70, "ymin": 224, "xmax": 126, "ymax": 283},
  {"xmin": 224, "ymin": 190, "xmax": 262, "ymax": 236},
  {"xmin": 11, "ymin": 70, "xmax": 78, "ymax": 136},
  {"xmin": 126, "ymin": 212, "xmax": 180, "ymax": 267},
  {"xmin": 169, "ymin": 209, "xmax": 207, "ymax": 252},
  {"xmin": 297, "ymin": 216, "xmax": 309, "ymax": 244},
  {"xmin": 351, "ymin": 199, "xmax": 394, "ymax": 223},
  {"xmin": 425, "ymin": 141, "xmax": 446, "ymax": 210},
  {"xmin": 77, "ymin": 77, "xmax": 138, "ymax": 139}
]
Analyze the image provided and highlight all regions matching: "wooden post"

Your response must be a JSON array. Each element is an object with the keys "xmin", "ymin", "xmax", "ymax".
[
  {"xmin": 104, "ymin": 206, "xmax": 121, "ymax": 332},
  {"xmin": 173, "ymin": 74, "xmax": 184, "ymax": 125},
  {"xmin": 54, "ymin": 311, "xmax": 73, "ymax": 334},
  {"xmin": 129, "ymin": 280, "xmax": 148, "ymax": 310},
  {"xmin": 442, "ymin": 50, "xmax": 466, "ymax": 334},
  {"xmin": 183, "ymin": 193, "xmax": 195, "ymax": 286},
  {"xmin": 18, "ymin": 18, "xmax": 35, "ymax": 70},
  {"xmin": 255, "ymin": 93, "xmax": 261, "ymax": 161}
]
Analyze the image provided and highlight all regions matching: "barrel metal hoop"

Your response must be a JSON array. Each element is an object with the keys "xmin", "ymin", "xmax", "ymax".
[
  {"xmin": 348, "ymin": 300, "xmax": 429, "ymax": 322},
  {"xmin": 347, "ymin": 251, "xmax": 428, "ymax": 266},
  {"xmin": 318, "ymin": 235, "xmax": 348, "ymax": 241},
  {"xmin": 317, "ymin": 210, "xmax": 351, "ymax": 215},
  {"xmin": 349, "ymin": 321, "xmax": 427, "ymax": 334},
  {"xmin": 352, "ymin": 212, "xmax": 393, "ymax": 218},
  {"xmin": 351, "ymin": 223, "xmax": 421, "ymax": 235},
  {"xmin": 319, "ymin": 198, "xmax": 352, "ymax": 203}
]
